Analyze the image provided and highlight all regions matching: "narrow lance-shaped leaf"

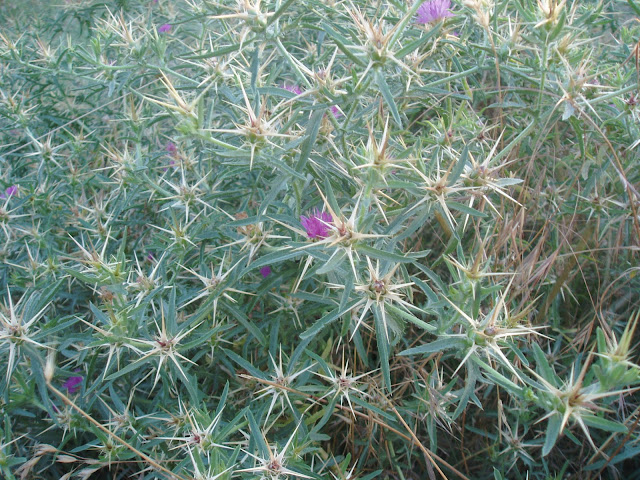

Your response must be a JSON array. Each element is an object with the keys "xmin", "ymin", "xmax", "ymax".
[
  {"xmin": 375, "ymin": 68, "xmax": 402, "ymax": 127},
  {"xmin": 373, "ymin": 305, "xmax": 392, "ymax": 393},
  {"xmin": 543, "ymin": 412, "xmax": 563, "ymax": 457}
]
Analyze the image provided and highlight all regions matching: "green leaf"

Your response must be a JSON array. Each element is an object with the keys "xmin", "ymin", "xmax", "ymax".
[
  {"xmin": 386, "ymin": 304, "xmax": 435, "ymax": 332},
  {"xmin": 179, "ymin": 369, "xmax": 200, "ymax": 406},
  {"xmin": 39, "ymin": 315, "xmax": 79, "ymax": 338},
  {"xmin": 185, "ymin": 43, "xmax": 242, "ymax": 60},
  {"xmin": 375, "ymin": 68, "xmax": 402, "ymax": 127},
  {"xmin": 356, "ymin": 245, "xmax": 413, "ymax": 263},
  {"xmin": 452, "ymin": 361, "xmax": 480, "ymax": 420},
  {"xmin": 585, "ymin": 445, "xmax": 640, "ymax": 470},
  {"xmin": 223, "ymin": 349, "xmax": 265, "ymax": 379},
  {"xmin": 64, "ymin": 267, "xmax": 100, "ymax": 285},
  {"xmin": 240, "ymin": 247, "xmax": 307, "ymax": 276},
  {"xmin": 225, "ymin": 303, "xmax": 267, "ymax": 346},
  {"xmin": 267, "ymin": 0, "xmax": 297, "ymax": 25},
  {"xmin": 22, "ymin": 347, "xmax": 53, "ymax": 420},
  {"xmin": 548, "ymin": 10, "xmax": 567, "ymax": 42},
  {"xmin": 531, "ymin": 342, "xmax": 559, "ymax": 387},
  {"xmin": 316, "ymin": 249, "xmax": 346, "ymax": 275},
  {"xmin": 628, "ymin": 0, "xmax": 640, "ymax": 16},
  {"xmin": 543, "ymin": 412, "xmax": 563, "ymax": 457},
  {"xmin": 340, "ymin": 276, "xmax": 355, "ymax": 337},
  {"xmin": 322, "ymin": 176, "xmax": 341, "ymax": 218},
  {"xmin": 581, "ymin": 414, "xmax": 628, "ymax": 433},
  {"xmin": 312, "ymin": 395, "xmax": 339, "ymax": 432},
  {"xmin": 419, "ymin": 67, "xmax": 480, "ymax": 89},
  {"xmin": 492, "ymin": 119, "xmax": 536, "ymax": 164},
  {"xmin": 410, "ymin": 276, "xmax": 438, "ymax": 303},
  {"xmin": 413, "ymin": 264, "xmax": 447, "ymax": 292},
  {"xmin": 351, "ymin": 395, "xmax": 396, "ymax": 422},
  {"xmin": 399, "ymin": 336, "xmax": 466, "ymax": 356},
  {"xmin": 445, "ymin": 201, "xmax": 488, "ymax": 218},
  {"xmin": 105, "ymin": 356, "xmax": 150, "ymax": 382},
  {"xmin": 395, "ymin": 22, "xmax": 442, "ymax": 58},
  {"xmin": 361, "ymin": 471, "xmax": 384, "ymax": 480},
  {"xmin": 259, "ymin": 174, "xmax": 290, "ymax": 216},
  {"xmin": 268, "ymin": 156, "xmax": 307, "ymax": 181},
  {"xmin": 247, "ymin": 410, "xmax": 270, "ymax": 458},
  {"xmin": 300, "ymin": 300, "xmax": 360, "ymax": 340},
  {"xmin": 447, "ymin": 144, "xmax": 469, "ymax": 187},
  {"xmin": 373, "ymin": 306, "xmax": 392, "ymax": 393},
  {"xmin": 180, "ymin": 328, "xmax": 218, "ymax": 350},
  {"xmin": 472, "ymin": 356, "xmax": 522, "ymax": 394},
  {"xmin": 494, "ymin": 177, "xmax": 523, "ymax": 187},
  {"xmin": 296, "ymin": 109, "xmax": 324, "ymax": 172},
  {"xmin": 320, "ymin": 22, "xmax": 366, "ymax": 67}
]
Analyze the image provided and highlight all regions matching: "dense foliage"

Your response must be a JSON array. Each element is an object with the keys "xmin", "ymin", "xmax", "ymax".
[{"xmin": 1, "ymin": 0, "xmax": 640, "ymax": 478}]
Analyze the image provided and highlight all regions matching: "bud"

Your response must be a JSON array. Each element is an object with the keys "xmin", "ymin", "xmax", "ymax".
[{"xmin": 45, "ymin": 350, "xmax": 56, "ymax": 383}]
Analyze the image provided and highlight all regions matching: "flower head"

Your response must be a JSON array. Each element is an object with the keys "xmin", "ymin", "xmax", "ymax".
[
  {"xmin": 283, "ymin": 84, "xmax": 304, "ymax": 95},
  {"xmin": 416, "ymin": 0, "xmax": 454, "ymax": 24},
  {"xmin": 158, "ymin": 24, "xmax": 172, "ymax": 33},
  {"xmin": 300, "ymin": 210, "xmax": 332, "ymax": 239},
  {"xmin": 166, "ymin": 141, "xmax": 177, "ymax": 156},
  {"xmin": 0, "ymin": 185, "xmax": 18, "ymax": 199},
  {"xmin": 260, "ymin": 266, "xmax": 272, "ymax": 278},
  {"xmin": 62, "ymin": 376, "xmax": 83, "ymax": 394}
]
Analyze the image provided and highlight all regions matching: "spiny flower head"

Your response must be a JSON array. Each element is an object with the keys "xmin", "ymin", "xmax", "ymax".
[
  {"xmin": 416, "ymin": 0, "xmax": 455, "ymax": 24},
  {"xmin": 300, "ymin": 210, "xmax": 332, "ymax": 239},
  {"xmin": 62, "ymin": 375, "xmax": 83, "ymax": 394}
]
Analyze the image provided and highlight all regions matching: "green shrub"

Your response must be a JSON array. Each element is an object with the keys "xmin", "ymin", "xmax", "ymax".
[{"xmin": 1, "ymin": 0, "xmax": 639, "ymax": 478}]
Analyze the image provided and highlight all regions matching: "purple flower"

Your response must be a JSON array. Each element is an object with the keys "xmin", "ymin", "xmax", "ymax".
[
  {"xmin": 283, "ymin": 84, "xmax": 304, "ymax": 95},
  {"xmin": 164, "ymin": 142, "xmax": 178, "ymax": 170},
  {"xmin": 158, "ymin": 24, "xmax": 172, "ymax": 33},
  {"xmin": 416, "ymin": 0, "xmax": 454, "ymax": 24},
  {"xmin": 260, "ymin": 266, "xmax": 272, "ymax": 278},
  {"xmin": 62, "ymin": 376, "xmax": 83, "ymax": 394},
  {"xmin": 330, "ymin": 105, "xmax": 343, "ymax": 118},
  {"xmin": 300, "ymin": 209, "xmax": 332, "ymax": 239},
  {"xmin": 0, "ymin": 185, "xmax": 18, "ymax": 199},
  {"xmin": 162, "ymin": 159, "xmax": 177, "ymax": 172}
]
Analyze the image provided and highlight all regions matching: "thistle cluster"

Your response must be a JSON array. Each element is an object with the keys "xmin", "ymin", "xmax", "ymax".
[{"xmin": 1, "ymin": 0, "xmax": 639, "ymax": 479}]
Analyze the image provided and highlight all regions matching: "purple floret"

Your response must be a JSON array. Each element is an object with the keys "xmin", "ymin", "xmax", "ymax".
[
  {"xmin": 283, "ymin": 84, "xmax": 304, "ymax": 95},
  {"xmin": 260, "ymin": 266, "xmax": 272, "ymax": 278},
  {"xmin": 62, "ymin": 376, "xmax": 83, "ymax": 394},
  {"xmin": 416, "ymin": 0, "xmax": 454, "ymax": 24},
  {"xmin": 300, "ymin": 210, "xmax": 332, "ymax": 239}
]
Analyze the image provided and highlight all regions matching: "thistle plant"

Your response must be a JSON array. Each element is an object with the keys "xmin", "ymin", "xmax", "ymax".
[{"xmin": 1, "ymin": 0, "xmax": 640, "ymax": 478}]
